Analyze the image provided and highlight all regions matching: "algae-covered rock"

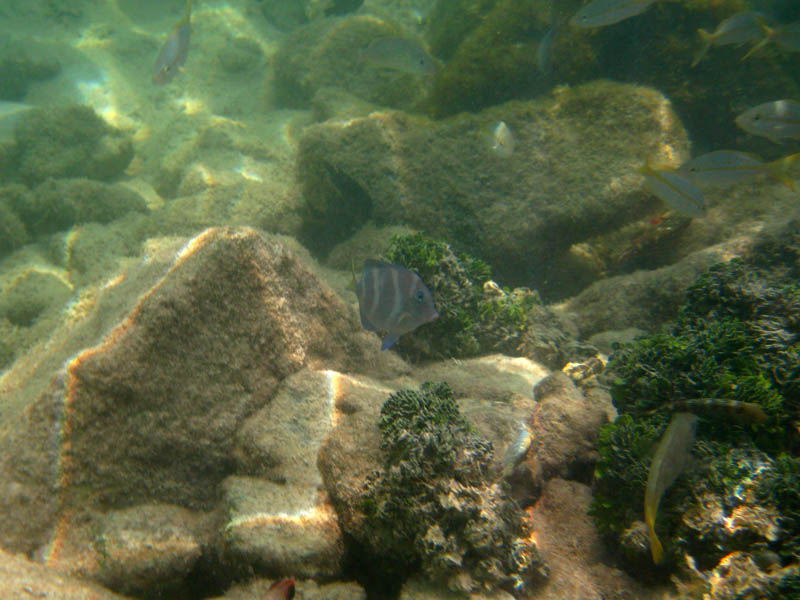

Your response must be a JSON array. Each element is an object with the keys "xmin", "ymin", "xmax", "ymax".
[
  {"xmin": 0, "ymin": 41, "xmax": 61, "ymax": 101},
  {"xmin": 590, "ymin": 222, "xmax": 800, "ymax": 588},
  {"xmin": 0, "ymin": 269, "xmax": 73, "ymax": 327},
  {"xmin": 271, "ymin": 15, "xmax": 431, "ymax": 110},
  {"xmin": 13, "ymin": 105, "xmax": 134, "ymax": 184},
  {"xmin": 423, "ymin": 0, "xmax": 553, "ymax": 118},
  {"xmin": 297, "ymin": 80, "xmax": 687, "ymax": 296},
  {"xmin": 0, "ymin": 197, "xmax": 28, "ymax": 257},
  {"xmin": 360, "ymin": 382, "xmax": 546, "ymax": 594},
  {"xmin": 217, "ymin": 36, "xmax": 265, "ymax": 74},
  {"xmin": 13, "ymin": 178, "xmax": 149, "ymax": 236}
]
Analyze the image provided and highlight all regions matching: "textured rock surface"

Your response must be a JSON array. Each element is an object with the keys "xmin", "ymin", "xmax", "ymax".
[
  {"xmin": 296, "ymin": 80, "xmax": 689, "ymax": 292},
  {"xmin": 209, "ymin": 577, "xmax": 367, "ymax": 600},
  {"xmin": 527, "ymin": 479, "xmax": 656, "ymax": 600},
  {"xmin": 272, "ymin": 15, "xmax": 430, "ymax": 111},
  {"xmin": 527, "ymin": 373, "xmax": 614, "ymax": 490},
  {"xmin": 10, "ymin": 105, "xmax": 134, "ymax": 185},
  {"xmin": 0, "ymin": 548, "xmax": 129, "ymax": 600},
  {"xmin": 0, "ymin": 226, "xmax": 397, "ymax": 567}
]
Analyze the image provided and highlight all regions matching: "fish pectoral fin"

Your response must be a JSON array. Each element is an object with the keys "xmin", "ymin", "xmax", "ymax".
[{"xmin": 380, "ymin": 334, "xmax": 400, "ymax": 351}]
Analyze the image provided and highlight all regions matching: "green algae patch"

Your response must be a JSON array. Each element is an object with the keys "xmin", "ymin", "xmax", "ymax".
[
  {"xmin": 592, "ymin": 225, "xmax": 800, "ymax": 584},
  {"xmin": 384, "ymin": 233, "xmax": 539, "ymax": 360},
  {"xmin": 362, "ymin": 382, "xmax": 545, "ymax": 594}
]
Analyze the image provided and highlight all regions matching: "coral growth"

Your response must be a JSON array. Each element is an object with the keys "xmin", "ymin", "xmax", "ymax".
[{"xmin": 362, "ymin": 382, "xmax": 545, "ymax": 594}]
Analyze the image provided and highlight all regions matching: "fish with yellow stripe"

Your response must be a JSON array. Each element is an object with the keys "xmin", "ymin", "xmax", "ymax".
[
  {"xmin": 644, "ymin": 397, "xmax": 769, "ymax": 425},
  {"xmin": 638, "ymin": 163, "xmax": 706, "ymax": 218},
  {"xmin": 570, "ymin": 0, "xmax": 659, "ymax": 28},
  {"xmin": 354, "ymin": 260, "xmax": 438, "ymax": 351}
]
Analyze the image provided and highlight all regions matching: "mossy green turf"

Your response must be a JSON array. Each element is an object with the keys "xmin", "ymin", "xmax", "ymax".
[
  {"xmin": 362, "ymin": 382, "xmax": 542, "ymax": 593},
  {"xmin": 592, "ymin": 241, "xmax": 800, "ymax": 577},
  {"xmin": 384, "ymin": 233, "xmax": 539, "ymax": 360}
]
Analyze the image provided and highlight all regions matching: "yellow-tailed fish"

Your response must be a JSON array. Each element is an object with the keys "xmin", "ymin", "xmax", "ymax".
[
  {"xmin": 644, "ymin": 398, "xmax": 768, "ymax": 425},
  {"xmin": 742, "ymin": 20, "xmax": 800, "ymax": 61},
  {"xmin": 152, "ymin": 0, "xmax": 192, "ymax": 85},
  {"xmin": 691, "ymin": 11, "xmax": 766, "ymax": 67},
  {"xmin": 645, "ymin": 412, "xmax": 697, "ymax": 565},
  {"xmin": 735, "ymin": 99, "xmax": 800, "ymax": 144},
  {"xmin": 679, "ymin": 150, "xmax": 800, "ymax": 190},
  {"xmin": 638, "ymin": 164, "xmax": 706, "ymax": 218},
  {"xmin": 570, "ymin": 0, "xmax": 658, "ymax": 28}
]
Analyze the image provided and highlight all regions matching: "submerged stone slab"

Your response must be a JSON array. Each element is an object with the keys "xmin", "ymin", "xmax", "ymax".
[
  {"xmin": 0, "ymin": 227, "xmax": 386, "ymax": 558},
  {"xmin": 297, "ymin": 80, "xmax": 689, "ymax": 293},
  {"xmin": 219, "ymin": 476, "xmax": 344, "ymax": 579}
]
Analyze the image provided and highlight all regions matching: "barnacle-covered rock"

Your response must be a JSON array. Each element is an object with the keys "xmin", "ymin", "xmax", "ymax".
[{"xmin": 361, "ymin": 382, "xmax": 546, "ymax": 594}]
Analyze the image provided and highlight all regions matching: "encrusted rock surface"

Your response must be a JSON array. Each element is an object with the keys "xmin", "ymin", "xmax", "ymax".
[{"xmin": 297, "ymin": 80, "xmax": 689, "ymax": 292}]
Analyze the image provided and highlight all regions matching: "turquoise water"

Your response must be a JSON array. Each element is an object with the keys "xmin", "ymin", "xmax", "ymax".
[{"xmin": 0, "ymin": 1, "xmax": 799, "ymax": 598}]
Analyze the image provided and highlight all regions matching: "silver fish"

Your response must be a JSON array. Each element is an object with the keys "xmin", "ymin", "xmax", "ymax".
[
  {"xmin": 487, "ymin": 121, "xmax": 515, "ymax": 159},
  {"xmin": 692, "ymin": 11, "xmax": 766, "ymax": 67},
  {"xmin": 570, "ymin": 0, "xmax": 658, "ymax": 28},
  {"xmin": 735, "ymin": 99, "xmax": 800, "ymax": 144},
  {"xmin": 536, "ymin": 26, "xmax": 557, "ymax": 74},
  {"xmin": 639, "ymin": 164, "xmax": 706, "ymax": 218},
  {"xmin": 502, "ymin": 421, "xmax": 533, "ymax": 477},
  {"xmin": 644, "ymin": 412, "xmax": 697, "ymax": 564},
  {"xmin": 361, "ymin": 37, "xmax": 437, "ymax": 75},
  {"xmin": 355, "ymin": 260, "xmax": 438, "ymax": 350},
  {"xmin": 743, "ymin": 20, "xmax": 800, "ymax": 60},
  {"xmin": 152, "ymin": 0, "xmax": 192, "ymax": 85},
  {"xmin": 679, "ymin": 150, "xmax": 799, "ymax": 190}
]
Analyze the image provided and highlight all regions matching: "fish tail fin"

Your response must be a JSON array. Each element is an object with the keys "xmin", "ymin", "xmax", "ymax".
[
  {"xmin": 648, "ymin": 523, "xmax": 664, "ymax": 565},
  {"xmin": 184, "ymin": 0, "xmax": 192, "ymax": 22},
  {"xmin": 691, "ymin": 30, "xmax": 712, "ymax": 67},
  {"xmin": 767, "ymin": 153, "xmax": 800, "ymax": 191},
  {"xmin": 741, "ymin": 20, "xmax": 773, "ymax": 61}
]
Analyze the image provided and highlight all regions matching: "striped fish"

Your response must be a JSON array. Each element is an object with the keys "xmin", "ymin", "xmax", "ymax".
[
  {"xmin": 570, "ymin": 0, "xmax": 658, "ymax": 28},
  {"xmin": 355, "ymin": 260, "xmax": 438, "ymax": 351},
  {"xmin": 646, "ymin": 398, "xmax": 769, "ymax": 424},
  {"xmin": 638, "ymin": 163, "xmax": 706, "ymax": 218}
]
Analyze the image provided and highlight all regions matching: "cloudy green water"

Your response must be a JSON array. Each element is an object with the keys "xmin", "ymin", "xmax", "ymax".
[{"xmin": 0, "ymin": 0, "xmax": 799, "ymax": 598}]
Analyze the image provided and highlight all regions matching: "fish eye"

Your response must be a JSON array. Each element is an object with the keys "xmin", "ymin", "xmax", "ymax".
[
  {"xmin": 415, "ymin": 290, "xmax": 425, "ymax": 303},
  {"xmin": 753, "ymin": 114, "xmax": 761, "ymax": 121}
]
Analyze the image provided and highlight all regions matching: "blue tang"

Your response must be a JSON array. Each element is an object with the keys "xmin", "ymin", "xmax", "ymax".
[
  {"xmin": 152, "ymin": 0, "xmax": 192, "ymax": 85},
  {"xmin": 355, "ymin": 260, "xmax": 438, "ymax": 350}
]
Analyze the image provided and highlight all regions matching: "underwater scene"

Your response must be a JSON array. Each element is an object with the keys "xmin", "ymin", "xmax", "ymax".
[{"xmin": 1, "ymin": 0, "xmax": 800, "ymax": 598}]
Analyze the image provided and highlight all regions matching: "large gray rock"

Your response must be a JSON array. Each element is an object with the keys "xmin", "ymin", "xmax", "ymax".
[
  {"xmin": 0, "ymin": 227, "xmax": 398, "ymax": 581},
  {"xmin": 296, "ymin": 80, "xmax": 689, "ymax": 292}
]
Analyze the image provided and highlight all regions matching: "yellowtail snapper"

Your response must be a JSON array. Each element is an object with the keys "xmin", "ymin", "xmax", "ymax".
[
  {"xmin": 679, "ymin": 150, "xmax": 800, "ymax": 191},
  {"xmin": 570, "ymin": 0, "xmax": 658, "ymax": 28},
  {"xmin": 691, "ymin": 11, "xmax": 767, "ymax": 67},
  {"xmin": 742, "ymin": 20, "xmax": 800, "ymax": 61},
  {"xmin": 152, "ymin": 0, "xmax": 192, "ymax": 85},
  {"xmin": 354, "ymin": 260, "xmax": 438, "ymax": 351},
  {"xmin": 644, "ymin": 412, "xmax": 697, "ymax": 564},
  {"xmin": 638, "ymin": 164, "xmax": 706, "ymax": 218},
  {"xmin": 360, "ymin": 37, "xmax": 437, "ymax": 75},
  {"xmin": 735, "ymin": 99, "xmax": 800, "ymax": 144}
]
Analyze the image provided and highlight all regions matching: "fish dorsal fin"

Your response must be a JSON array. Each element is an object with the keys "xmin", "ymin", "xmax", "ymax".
[{"xmin": 364, "ymin": 259, "xmax": 395, "ymax": 270}]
